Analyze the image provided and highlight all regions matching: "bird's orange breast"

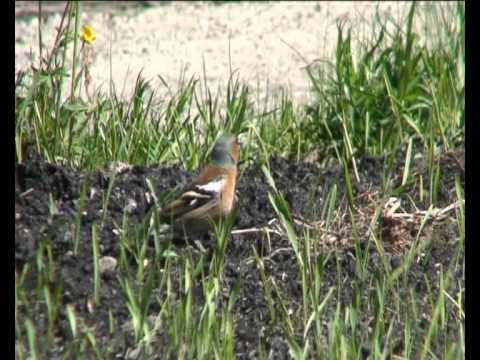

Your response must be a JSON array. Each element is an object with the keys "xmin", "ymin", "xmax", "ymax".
[{"xmin": 220, "ymin": 167, "xmax": 237, "ymax": 214}]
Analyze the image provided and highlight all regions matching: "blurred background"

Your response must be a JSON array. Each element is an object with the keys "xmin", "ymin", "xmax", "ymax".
[{"xmin": 16, "ymin": 1, "xmax": 453, "ymax": 105}]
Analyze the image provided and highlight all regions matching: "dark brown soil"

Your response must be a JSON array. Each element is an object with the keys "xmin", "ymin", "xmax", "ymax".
[{"xmin": 15, "ymin": 144, "xmax": 464, "ymax": 359}]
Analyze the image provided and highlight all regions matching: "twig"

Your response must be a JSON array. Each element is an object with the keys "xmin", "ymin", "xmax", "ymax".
[
  {"xmin": 231, "ymin": 227, "xmax": 283, "ymax": 236},
  {"xmin": 383, "ymin": 198, "xmax": 464, "ymax": 223},
  {"xmin": 262, "ymin": 248, "xmax": 295, "ymax": 263},
  {"xmin": 19, "ymin": 188, "xmax": 34, "ymax": 198}
]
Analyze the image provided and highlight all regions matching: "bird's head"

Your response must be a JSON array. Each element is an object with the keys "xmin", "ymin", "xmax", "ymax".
[{"xmin": 210, "ymin": 134, "xmax": 240, "ymax": 169}]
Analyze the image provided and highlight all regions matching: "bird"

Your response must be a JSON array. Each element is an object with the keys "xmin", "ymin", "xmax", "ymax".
[{"xmin": 157, "ymin": 134, "xmax": 240, "ymax": 239}]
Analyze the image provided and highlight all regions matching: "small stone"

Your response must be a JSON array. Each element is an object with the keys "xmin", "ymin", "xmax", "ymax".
[
  {"xmin": 304, "ymin": 148, "xmax": 321, "ymax": 164},
  {"xmin": 99, "ymin": 256, "xmax": 117, "ymax": 274},
  {"xmin": 125, "ymin": 198, "xmax": 137, "ymax": 214},
  {"xmin": 87, "ymin": 298, "xmax": 96, "ymax": 314},
  {"xmin": 90, "ymin": 188, "xmax": 98, "ymax": 199},
  {"xmin": 325, "ymin": 234, "xmax": 338, "ymax": 245},
  {"xmin": 126, "ymin": 345, "xmax": 145, "ymax": 359}
]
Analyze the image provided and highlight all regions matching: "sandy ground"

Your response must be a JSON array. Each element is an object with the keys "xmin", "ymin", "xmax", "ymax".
[{"xmin": 15, "ymin": 1, "xmax": 452, "ymax": 105}]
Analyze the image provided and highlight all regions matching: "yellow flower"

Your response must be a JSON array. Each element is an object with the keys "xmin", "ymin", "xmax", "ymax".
[{"xmin": 80, "ymin": 25, "xmax": 96, "ymax": 44}]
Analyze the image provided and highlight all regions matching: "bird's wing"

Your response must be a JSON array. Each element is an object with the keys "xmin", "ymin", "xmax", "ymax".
[{"xmin": 159, "ymin": 176, "xmax": 225, "ymax": 221}]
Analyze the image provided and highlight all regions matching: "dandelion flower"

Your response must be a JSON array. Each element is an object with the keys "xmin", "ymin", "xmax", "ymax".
[{"xmin": 80, "ymin": 25, "xmax": 96, "ymax": 44}]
